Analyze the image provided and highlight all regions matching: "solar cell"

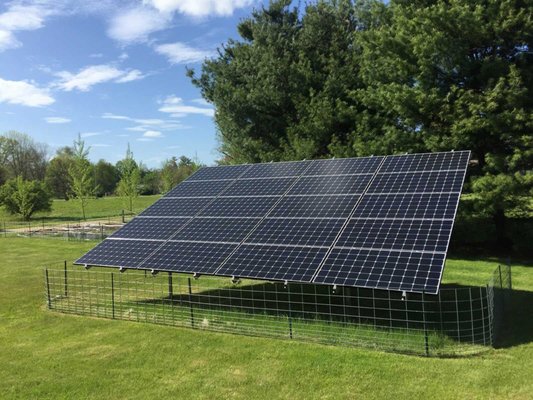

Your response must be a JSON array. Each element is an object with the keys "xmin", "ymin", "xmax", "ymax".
[
  {"xmin": 314, "ymin": 248, "xmax": 445, "ymax": 294},
  {"xmin": 142, "ymin": 241, "xmax": 238, "ymax": 274},
  {"xmin": 287, "ymin": 174, "xmax": 372, "ymax": 195},
  {"xmin": 111, "ymin": 217, "xmax": 191, "ymax": 240},
  {"xmin": 269, "ymin": 195, "xmax": 359, "ymax": 218},
  {"xmin": 304, "ymin": 156, "xmax": 383, "ymax": 176},
  {"xmin": 164, "ymin": 180, "xmax": 232, "ymax": 197},
  {"xmin": 199, "ymin": 197, "xmax": 278, "ymax": 217},
  {"xmin": 175, "ymin": 217, "xmax": 260, "ymax": 243},
  {"xmin": 139, "ymin": 197, "xmax": 213, "ymax": 217},
  {"xmin": 75, "ymin": 239, "xmax": 162, "ymax": 268},
  {"xmin": 246, "ymin": 218, "xmax": 344, "ymax": 247},
  {"xmin": 217, "ymin": 244, "xmax": 329, "ymax": 282}
]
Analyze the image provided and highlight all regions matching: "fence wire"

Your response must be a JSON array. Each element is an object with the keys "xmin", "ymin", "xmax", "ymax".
[
  {"xmin": 1, "ymin": 212, "xmax": 133, "ymax": 241},
  {"xmin": 44, "ymin": 263, "xmax": 512, "ymax": 356}
]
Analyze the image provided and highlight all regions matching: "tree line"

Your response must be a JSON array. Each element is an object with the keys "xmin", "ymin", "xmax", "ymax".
[
  {"xmin": 0, "ymin": 131, "xmax": 202, "ymax": 220},
  {"xmin": 188, "ymin": 0, "xmax": 533, "ymax": 249}
]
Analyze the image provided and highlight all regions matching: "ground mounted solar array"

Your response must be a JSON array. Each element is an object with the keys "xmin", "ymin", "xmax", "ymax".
[{"xmin": 75, "ymin": 151, "xmax": 470, "ymax": 294}]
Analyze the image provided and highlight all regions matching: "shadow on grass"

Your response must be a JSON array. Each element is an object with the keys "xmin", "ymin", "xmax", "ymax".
[{"xmin": 133, "ymin": 281, "xmax": 532, "ymax": 350}]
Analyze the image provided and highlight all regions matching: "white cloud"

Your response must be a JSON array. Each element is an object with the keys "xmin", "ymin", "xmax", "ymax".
[
  {"xmin": 80, "ymin": 132, "xmax": 103, "ymax": 137},
  {"xmin": 0, "ymin": 4, "xmax": 52, "ymax": 52},
  {"xmin": 108, "ymin": 6, "xmax": 170, "ymax": 43},
  {"xmin": 115, "ymin": 69, "xmax": 144, "ymax": 83},
  {"xmin": 147, "ymin": 0, "xmax": 254, "ymax": 17},
  {"xmin": 0, "ymin": 30, "xmax": 20, "ymax": 51},
  {"xmin": 143, "ymin": 130, "xmax": 163, "ymax": 138},
  {"xmin": 154, "ymin": 42, "xmax": 212, "ymax": 64},
  {"xmin": 55, "ymin": 64, "xmax": 145, "ymax": 91},
  {"xmin": 45, "ymin": 116, "xmax": 71, "ymax": 124},
  {"xmin": 192, "ymin": 98, "xmax": 210, "ymax": 106},
  {"xmin": 159, "ymin": 95, "xmax": 214, "ymax": 117},
  {"xmin": 102, "ymin": 112, "xmax": 130, "ymax": 120},
  {"xmin": 0, "ymin": 77, "xmax": 54, "ymax": 107},
  {"xmin": 102, "ymin": 112, "xmax": 187, "ymax": 131}
]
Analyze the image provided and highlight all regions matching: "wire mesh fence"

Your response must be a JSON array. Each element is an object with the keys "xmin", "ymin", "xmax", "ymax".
[
  {"xmin": 44, "ymin": 263, "xmax": 512, "ymax": 356},
  {"xmin": 1, "ymin": 211, "xmax": 133, "ymax": 241}
]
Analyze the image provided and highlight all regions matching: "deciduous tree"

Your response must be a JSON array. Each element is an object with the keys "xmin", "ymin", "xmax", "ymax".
[{"xmin": 0, "ymin": 177, "xmax": 52, "ymax": 220}]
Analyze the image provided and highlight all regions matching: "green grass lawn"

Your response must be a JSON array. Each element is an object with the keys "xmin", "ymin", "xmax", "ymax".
[
  {"xmin": 0, "ymin": 195, "xmax": 161, "ymax": 223},
  {"xmin": 1, "ymin": 237, "xmax": 532, "ymax": 399}
]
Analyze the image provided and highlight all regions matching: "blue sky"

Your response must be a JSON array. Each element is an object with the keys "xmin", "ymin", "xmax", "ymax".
[{"xmin": 0, "ymin": 0, "xmax": 268, "ymax": 167}]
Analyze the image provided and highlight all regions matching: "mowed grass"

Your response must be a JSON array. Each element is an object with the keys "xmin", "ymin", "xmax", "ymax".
[
  {"xmin": 0, "ymin": 195, "xmax": 161, "ymax": 223},
  {"xmin": 1, "ymin": 238, "xmax": 533, "ymax": 399}
]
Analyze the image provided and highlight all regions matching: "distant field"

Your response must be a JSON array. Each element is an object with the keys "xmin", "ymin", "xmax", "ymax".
[
  {"xmin": 0, "ymin": 238, "xmax": 532, "ymax": 399},
  {"xmin": 0, "ymin": 195, "xmax": 161, "ymax": 223}
]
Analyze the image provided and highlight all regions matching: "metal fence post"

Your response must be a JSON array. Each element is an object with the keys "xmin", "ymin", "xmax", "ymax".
[
  {"xmin": 45, "ymin": 268, "xmax": 52, "ymax": 309},
  {"xmin": 28, "ymin": 221, "xmax": 31, "ymax": 237},
  {"xmin": 287, "ymin": 283, "xmax": 293, "ymax": 339},
  {"xmin": 64, "ymin": 260, "xmax": 68, "ymax": 297},
  {"xmin": 168, "ymin": 272, "xmax": 173, "ymax": 299},
  {"xmin": 100, "ymin": 223, "xmax": 104, "ymax": 241},
  {"xmin": 188, "ymin": 277, "xmax": 195, "ymax": 328},
  {"xmin": 3, "ymin": 221, "xmax": 6, "ymax": 238},
  {"xmin": 422, "ymin": 292, "xmax": 429, "ymax": 356},
  {"xmin": 111, "ymin": 273, "xmax": 115, "ymax": 319},
  {"xmin": 121, "ymin": 209, "xmax": 125, "ymax": 223},
  {"xmin": 469, "ymin": 288, "xmax": 475, "ymax": 343},
  {"xmin": 480, "ymin": 286, "xmax": 486, "ymax": 345}
]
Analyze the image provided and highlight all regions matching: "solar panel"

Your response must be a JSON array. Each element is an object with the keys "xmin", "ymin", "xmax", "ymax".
[
  {"xmin": 164, "ymin": 180, "xmax": 232, "ymax": 197},
  {"xmin": 335, "ymin": 219, "xmax": 453, "ymax": 253},
  {"xmin": 187, "ymin": 164, "xmax": 250, "ymax": 181},
  {"xmin": 111, "ymin": 217, "xmax": 191, "ymax": 240},
  {"xmin": 75, "ymin": 150, "xmax": 469, "ymax": 294},
  {"xmin": 353, "ymin": 193, "xmax": 460, "ymax": 220},
  {"xmin": 287, "ymin": 174, "xmax": 371, "ymax": 195},
  {"xmin": 199, "ymin": 197, "xmax": 278, "ymax": 217},
  {"xmin": 268, "ymin": 195, "xmax": 360, "ymax": 218},
  {"xmin": 175, "ymin": 217, "xmax": 261, "ymax": 243},
  {"xmin": 223, "ymin": 177, "xmax": 296, "ymax": 196},
  {"xmin": 141, "ymin": 241, "xmax": 239, "ymax": 274},
  {"xmin": 313, "ymin": 248, "xmax": 445, "ymax": 293},
  {"xmin": 241, "ymin": 160, "xmax": 311, "ymax": 178},
  {"xmin": 368, "ymin": 170, "xmax": 465, "ymax": 194},
  {"xmin": 246, "ymin": 218, "xmax": 344, "ymax": 247},
  {"xmin": 139, "ymin": 197, "xmax": 213, "ymax": 217},
  {"xmin": 379, "ymin": 151, "xmax": 469, "ymax": 173},
  {"xmin": 76, "ymin": 239, "xmax": 162, "ymax": 269},
  {"xmin": 304, "ymin": 156, "xmax": 383, "ymax": 176},
  {"xmin": 217, "ymin": 244, "xmax": 329, "ymax": 282}
]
